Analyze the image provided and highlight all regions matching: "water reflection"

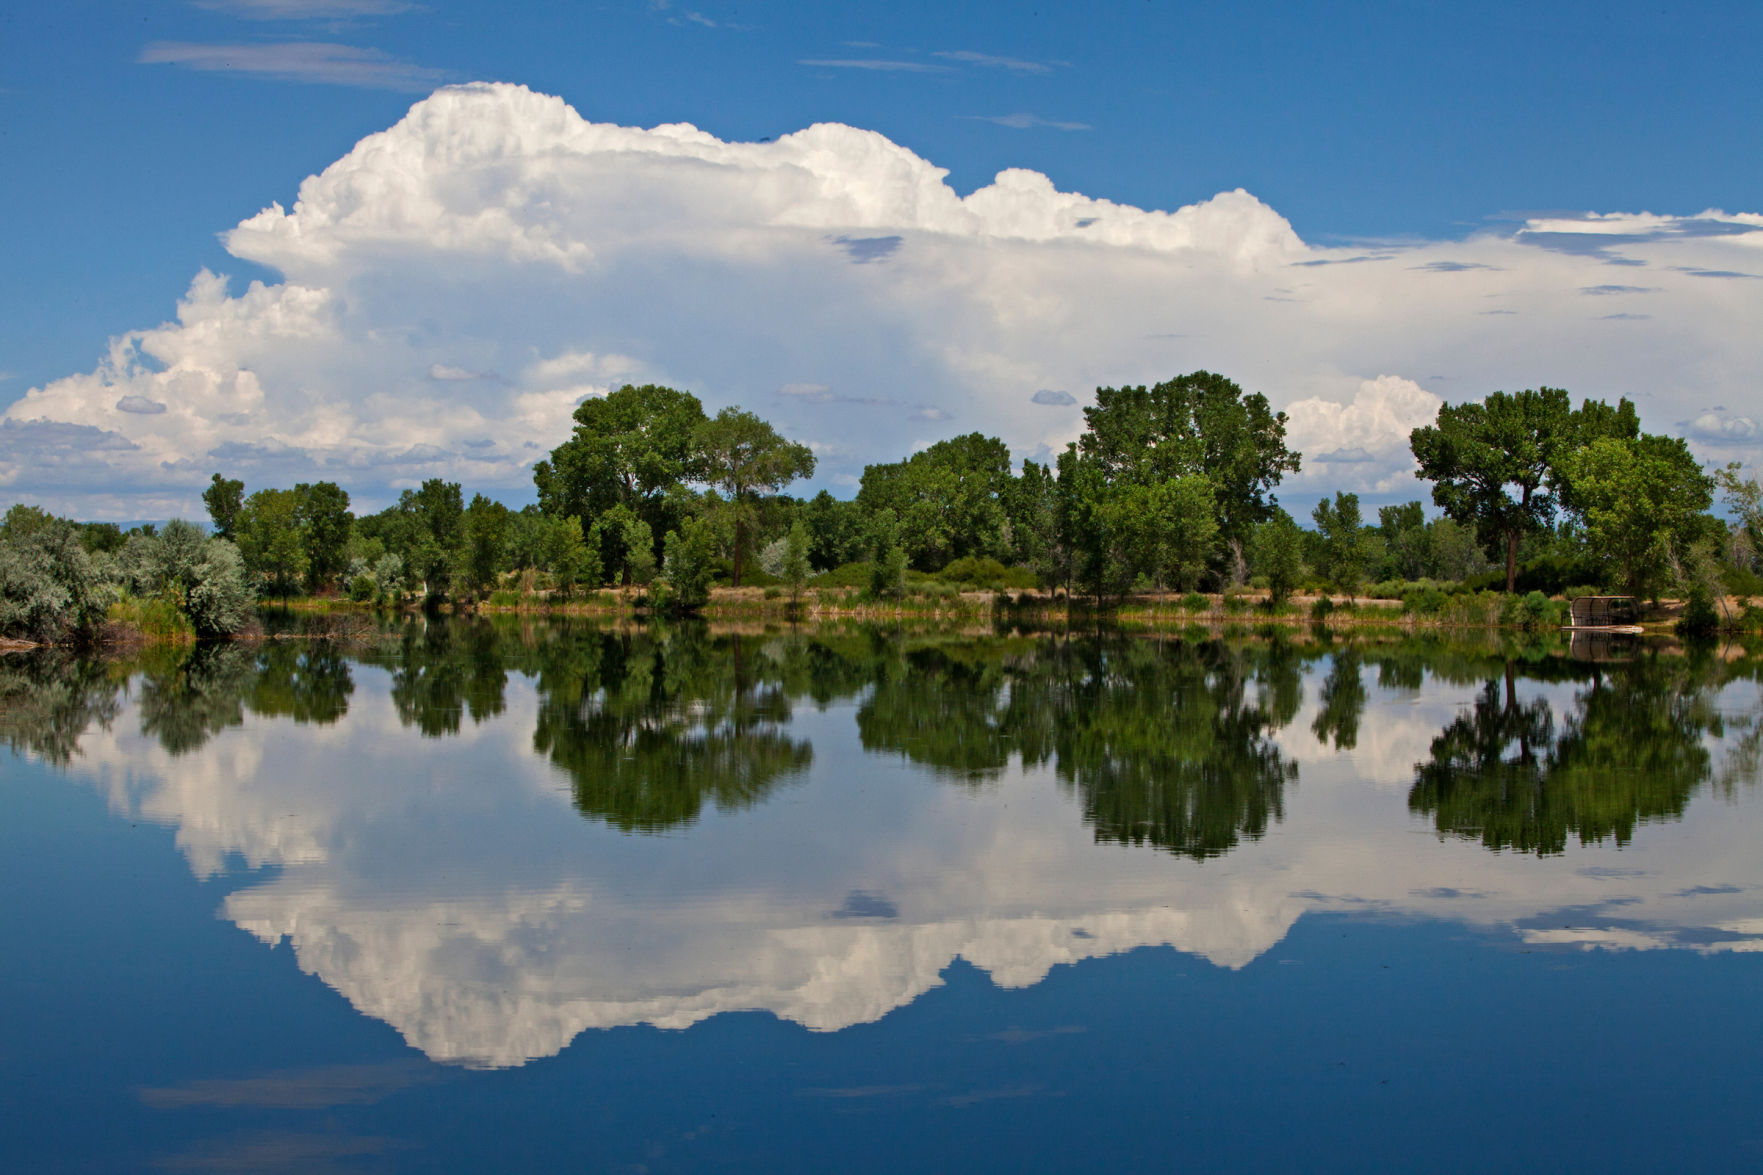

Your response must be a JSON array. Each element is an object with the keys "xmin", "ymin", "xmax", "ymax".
[
  {"xmin": 531, "ymin": 626, "xmax": 814, "ymax": 832},
  {"xmin": 0, "ymin": 650, "xmax": 123, "ymax": 764},
  {"xmin": 1410, "ymin": 657, "xmax": 1728, "ymax": 854},
  {"xmin": 7, "ymin": 621, "xmax": 1763, "ymax": 1068}
]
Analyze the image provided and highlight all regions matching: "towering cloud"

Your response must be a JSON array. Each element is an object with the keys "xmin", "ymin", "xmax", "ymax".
[{"xmin": 6, "ymin": 83, "xmax": 1761, "ymax": 517}]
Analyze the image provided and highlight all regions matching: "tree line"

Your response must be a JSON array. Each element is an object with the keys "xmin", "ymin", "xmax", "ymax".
[
  {"xmin": 3, "ymin": 370, "xmax": 1757, "ymax": 643},
  {"xmin": 6, "ymin": 617, "xmax": 1742, "ymax": 860}
]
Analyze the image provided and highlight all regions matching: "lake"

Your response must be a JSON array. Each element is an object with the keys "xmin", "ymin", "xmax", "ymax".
[{"xmin": 4, "ymin": 618, "xmax": 1762, "ymax": 1172}]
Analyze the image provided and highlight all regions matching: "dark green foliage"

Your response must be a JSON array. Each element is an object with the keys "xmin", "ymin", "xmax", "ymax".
[
  {"xmin": 693, "ymin": 406, "xmax": 815, "ymax": 585},
  {"xmin": 662, "ymin": 515, "xmax": 720, "ymax": 611},
  {"xmin": 1410, "ymin": 387, "xmax": 1574, "ymax": 591},
  {"xmin": 456, "ymin": 493, "xmax": 510, "ymax": 599},
  {"xmin": 237, "ymin": 487, "xmax": 308, "ymax": 598},
  {"xmin": 857, "ymin": 432, "xmax": 1013, "ymax": 571},
  {"xmin": 1563, "ymin": 433, "xmax": 1714, "ymax": 598},
  {"xmin": 782, "ymin": 519, "xmax": 810, "ymax": 603},
  {"xmin": 803, "ymin": 490, "xmax": 864, "ymax": 571},
  {"xmin": 203, "ymin": 473, "xmax": 244, "ymax": 541},
  {"xmin": 534, "ymin": 383, "xmax": 708, "ymax": 540},
  {"xmin": 294, "ymin": 480, "xmax": 353, "ymax": 592},
  {"xmin": 1249, "ymin": 509, "xmax": 1304, "ymax": 604},
  {"xmin": 1311, "ymin": 492, "xmax": 1368, "ymax": 601},
  {"xmin": 866, "ymin": 508, "xmax": 907, "ymax": 599},
  {"xmin": 1410, "ymin": 658, "xmax": 1716, "ymax": 855},
  {"xmin": 935, "ymin": 556, "xmax": 1037, "ymax": 591},
  {"xmin": 1080, "ymin": 371, "xmax": 1300, "ymax": 560}
]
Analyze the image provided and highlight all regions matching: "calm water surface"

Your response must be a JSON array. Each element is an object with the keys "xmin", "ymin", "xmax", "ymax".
[{"xmin": 3, "ymin": 619, "xmax": 1762, "ymax": 1172}]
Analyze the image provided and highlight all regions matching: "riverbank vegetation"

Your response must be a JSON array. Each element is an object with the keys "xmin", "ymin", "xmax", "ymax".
[{"xmin": 6, "ymin": 371, "xmax": 1761, "ymax": 644}]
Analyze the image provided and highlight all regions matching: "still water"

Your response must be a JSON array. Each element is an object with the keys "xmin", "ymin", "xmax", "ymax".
[{"xmin": 3, "ymin": 619, "xmax": 1762, "ymax": 1172}]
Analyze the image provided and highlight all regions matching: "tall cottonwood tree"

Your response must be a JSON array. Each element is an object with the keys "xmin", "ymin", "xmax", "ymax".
[
  {"xmin": 534, "ymin": 383, "xmax": 708, "ymax": 541},
  {"xmin": 1080, "ymin": 370, "xmax": 1300, "ymax": 568},
  {"xmin": 693, "ymin": 407, "xmax": 815, "ymax": 586},
  {"xmin": 1409, "ymin": 388, "xmax": 1573, "ymax": 592}
]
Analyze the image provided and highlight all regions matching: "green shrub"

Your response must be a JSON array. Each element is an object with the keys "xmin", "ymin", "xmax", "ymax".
[
  {"xmin": 348, "ymin": 575, "xmax": 376, "ymax": 602},
  {"xmin": 1679, "ymin": 583, "xmax": 1720, "ymax": 636},
  {"xmin": 1180, "ymin": 592, "xmax": 1210, "ymax": 613},
  {"xmin": 488, "ymin": 589, "xmax": 522, "ymax": 607},
  {"xmin": 935, "ymin": 556, "xmax": 1038, "ymax": 591},
  {"xmin": 1722, "ymin": 565, "xmax": 1763, "ymax": 598},
  {"xmin": 186, "ymin": 539, "xmax": 254, "ymax": 636},
  {"xmin": 109, "ymin": 593, "xmax": 193, "ymax": 642},
  {"xmin": 0, "ymin": 517, "xmax": 112, "ymax": 642},
  {"xmin": 812, "ymin": 560, "xmax": 875, "ymax": 589},
  {"xmin": 1500, "ymin": 590, "xmax": 1563, "ymax": 630},
  {"xmin": 1404, "ymin": 587, "xmax": 1447, "ymax": 616},
  {"xmin": 1310, "ymin": 596, "xmax": 1335, "ymax": 621}
]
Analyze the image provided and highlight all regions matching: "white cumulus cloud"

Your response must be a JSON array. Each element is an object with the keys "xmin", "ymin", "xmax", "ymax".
[{"xmin": 6, "ymin": 82, "xmax": 1763, "ymax": 518}]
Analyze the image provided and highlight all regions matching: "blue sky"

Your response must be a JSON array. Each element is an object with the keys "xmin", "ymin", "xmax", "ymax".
[{"xmin": 5, "ymin": 0, "xmax": 1763, "ymax": 516}]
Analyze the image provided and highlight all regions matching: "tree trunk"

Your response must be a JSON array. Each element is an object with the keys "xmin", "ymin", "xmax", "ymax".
[{"xmin": 1505, "ymin": 530, "xmax": 1519, "ymax": 593}]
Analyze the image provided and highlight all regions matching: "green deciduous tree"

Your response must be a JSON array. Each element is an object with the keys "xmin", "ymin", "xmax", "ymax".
[
  {"xmin": 456, "ymin": 493, "xmax": 510, "ymax": 599},
  {"xmin": 1410, "ymin": 388, "xmax": 1573, "ymax": 592},
  {"xmin": 203, "ymin": 474, "xmax": 244, "ymax": 541},
  {"xmin": 866, "ymin": 508, "xmax": 907, "ymax": 599},
  {"xmin": 661, "ymin": 515, "xmax": 719, "ymax": 611},
  {"xmin": 802, "ymin": 490, "xmax": 864, "ymax": 571},
  {"xmin": 1118, "ymin": 475, "xmax": 1218, "ymax": 600},
  {"xmin": 1376, "ymin": 501, "xmax": 1429, "ymax": 581},
  {"xmin": 692, "ymin": 406, "xmax": 815, "ymax": 585},
  {"xmin": 1080, "ymin": 371, "xmax": 1300, "ymax": 572},
  {"xmin": 783, "ymin": 518, "xmax": 811, "ymax": 606},
  {"xmin": 856, "ymin": 433, "xmax": 1013, "ymax": 571},
  {"xmin": 534, "ymin": 383, "xmax": 707, "ymax": 538},
  {"xmin": 1562, "ymin": 434, "xmax": 1714, "ymax": 598},
  {"xmin": 1250, "ymin": 508, "xmax": 1305, "ymax": 604},
  {"xmin": 1311, "ymin": 491, "xmax": 1369, "ymax": 602},
  {"xmin": 293, "ymin": 480, "xmax": 352, "ymax": 592},
  {"xmin": 236, "ymin": 488, "xmax": 308, "ymax": 599}
]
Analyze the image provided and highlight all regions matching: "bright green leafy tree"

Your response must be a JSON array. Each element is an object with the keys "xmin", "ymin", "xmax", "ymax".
[{"xmin": 692, "ymin": 406, "xmax": 815, "ymax": 585}]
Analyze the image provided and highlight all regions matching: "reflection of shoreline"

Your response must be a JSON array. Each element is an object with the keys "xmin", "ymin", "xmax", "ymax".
[{"xmin": 19, "ymin": 623, "xmax": 1763, "ymax": 1067}]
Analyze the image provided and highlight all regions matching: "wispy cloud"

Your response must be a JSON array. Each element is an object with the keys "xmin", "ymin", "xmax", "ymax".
[
  {"xmin": 798, "ymin": 58, "xmax": 949, "ymax": 73},
  {"xmin": 139, "ymin": 41, "xmax": 445, "ymax": 90},
  {"xmin": 1579, "ymin": 284, "xmax": 1655, "ymax": 295},
  {"xmin": 428, "ymin": 363, "xmax": 502, "ymax": 383},
  {"xmin": 933, "ymin": 50, "xmax": 1054, "ymax": 73},
  {"xmin": 1410, "ymin": 260, "xmax": 1499, "ymax": 272},
  {"xmin": 779, "ymin": 383, "xmax": 946, "ymax": 422},
  {"xmin": 191, "ymin": 0, "xmax": 417, "ymax": 17},
  {"xmin": 964, "ymin": 112, "xmax": 1090, "ymax": 131}
]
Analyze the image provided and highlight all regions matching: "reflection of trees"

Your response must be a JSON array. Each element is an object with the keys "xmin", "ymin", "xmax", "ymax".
[
  {"xmin": 138, "ymin": 643, "xmax": 258, "ymax": 755},
  {"xmin": 856, "ymin": 642, "xmax": 1015, "ymax": 782},
  {"xmin": 0, "ymin": 652, "xmax": 123, "ymax": 764},
  {"xmin": 1311, "ymin": 647, "xmax": 1366, "ymax": 751},
  {"xmin": 1021, "ymin": 639, "xmax": 1302, "ymax": 859},
  {"xmin": 367, "ymin": 620, "xmax": 507, "ymax": 737},
  {"xmin": 855, "ymin": 635, "xmax": 1306, "ymax": 860},
  {"xmin": 1410, "ymin": 658, "xmax": 1722, "ymax": 854},
  {"xmin": 530, "ymin": 625, "xmax": 814, "ymax": 833},
  {"xmin": 138, "ymin": 641, "xmax": 356, "ymax": 756},
  {"xmin": 249, "ymin": 641, "xmax": 354, "ymax": 725}
]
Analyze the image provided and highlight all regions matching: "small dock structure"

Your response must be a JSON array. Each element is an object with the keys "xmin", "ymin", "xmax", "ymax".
[{"xmin": 1568, "ymin": 595, "xmax": 1639, "ymax": 629}]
